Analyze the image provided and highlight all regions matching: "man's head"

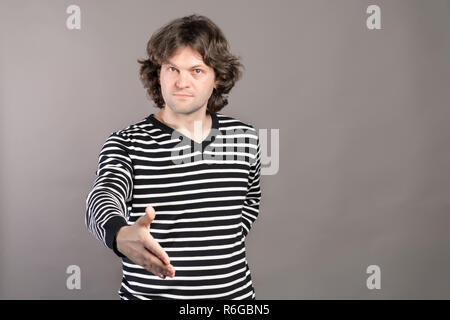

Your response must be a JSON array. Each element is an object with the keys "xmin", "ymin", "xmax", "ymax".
[{"xmin": 138, "ymin": 14, "xmax": 243, "ymax": 114}]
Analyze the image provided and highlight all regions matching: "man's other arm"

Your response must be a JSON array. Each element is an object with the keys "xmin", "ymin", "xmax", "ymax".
[{"xmin": 241, "ymin": 132, "xmax": 262, "ymax": 239}]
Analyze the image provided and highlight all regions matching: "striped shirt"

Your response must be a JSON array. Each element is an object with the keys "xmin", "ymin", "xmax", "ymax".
[{"xmin": 85, "ymin": 111, "xmax": 262, "ymax": 300}]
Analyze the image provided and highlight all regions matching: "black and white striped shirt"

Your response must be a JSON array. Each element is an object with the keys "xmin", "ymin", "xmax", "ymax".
[{"xmin": 85, "ymin": 111, "xmax": 262, "ymax": 300}]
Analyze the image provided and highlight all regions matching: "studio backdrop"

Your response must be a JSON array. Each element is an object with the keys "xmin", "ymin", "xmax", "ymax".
[{"xmin": 1, "ymin": 0, "xmax": 450, "ymax": 299}]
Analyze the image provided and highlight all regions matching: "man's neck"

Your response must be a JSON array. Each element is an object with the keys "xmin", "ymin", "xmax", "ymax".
[{"xmin": 154, "ymin": 107, "xmax": 212, "ymax": 143}]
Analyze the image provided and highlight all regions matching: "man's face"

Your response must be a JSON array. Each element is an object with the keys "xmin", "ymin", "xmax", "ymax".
[{"xmin": 159, "ymin": 45, "xmax": 217, "ymax": 115}]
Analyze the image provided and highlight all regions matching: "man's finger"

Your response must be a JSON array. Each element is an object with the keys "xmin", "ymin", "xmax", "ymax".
[
  {"xmin": 136, "ymin": 205, "xmax": 155, "ymax": 228},
  {"xmin": 142, "ymin": 235, "xmax": 172, "ymax": 266},
  {"xmin": 141, "ymin": 250, "xmax": 172, "ymax": 277}
]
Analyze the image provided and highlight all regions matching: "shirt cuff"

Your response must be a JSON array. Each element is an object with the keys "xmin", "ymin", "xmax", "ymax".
[{"xmin": 104, "ymin": 215, "xmax": 129, "ymax": 258}]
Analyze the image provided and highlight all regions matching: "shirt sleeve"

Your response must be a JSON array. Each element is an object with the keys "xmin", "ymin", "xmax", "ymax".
[
  {"xmin": 241, "ymin": 133, "xmax": 262, "ymax": 240},
  {"xmin": 85, "ymin": 132, "xmax": 133, "ymax": 258}
]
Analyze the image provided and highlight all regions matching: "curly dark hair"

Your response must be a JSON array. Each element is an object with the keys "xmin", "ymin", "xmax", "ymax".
[{"xmin": 137, "ymin": 14, "xmax": 244, "ymax": 113}]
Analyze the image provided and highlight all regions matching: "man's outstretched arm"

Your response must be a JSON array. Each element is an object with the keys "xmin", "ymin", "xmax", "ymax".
[
  {"xmin": 85, "ymin": 132, "xmax": 133, "ymax": 258},
  {"xmin": 85, "ymin": 132, "xmax": 175, "ymax": 278}
]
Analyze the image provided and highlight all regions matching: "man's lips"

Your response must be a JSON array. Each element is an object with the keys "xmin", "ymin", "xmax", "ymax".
[{"xmin": 174, "ymin": 93, "xmax": 193, "ymax": 97}]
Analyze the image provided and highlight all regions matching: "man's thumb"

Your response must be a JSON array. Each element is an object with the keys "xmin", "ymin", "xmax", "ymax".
[{"xmin": 137, "ymin": 205, "xmax": 155, "ymax": 227}]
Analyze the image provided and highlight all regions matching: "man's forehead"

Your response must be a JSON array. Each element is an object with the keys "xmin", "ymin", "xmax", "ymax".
[
  {"xmin": 162, "ymin": 46, "xmax": 208, "ymax": 68},
  {"xmin": 163, "ymin": 59, "xmax": 208, "ymax": 69}
]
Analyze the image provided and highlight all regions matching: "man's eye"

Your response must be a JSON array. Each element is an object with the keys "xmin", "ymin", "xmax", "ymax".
[
  {"xmin": 169, "ymin": 67, "xmax": 177, "ymax": 72},
  {"xmin": 194, "ymin": 69, "xmax": 202, "ymax": 74}
]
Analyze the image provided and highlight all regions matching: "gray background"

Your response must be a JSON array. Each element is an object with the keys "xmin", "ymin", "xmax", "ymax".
[{"xmin": 1, "ymin": 0, "xmax": 450, "ymax": 299}]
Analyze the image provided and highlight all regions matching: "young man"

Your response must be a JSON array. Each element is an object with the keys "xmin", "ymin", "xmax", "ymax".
[{"xmin": 85, "ymin": 14, "xmax": 262, "ymax": 300}]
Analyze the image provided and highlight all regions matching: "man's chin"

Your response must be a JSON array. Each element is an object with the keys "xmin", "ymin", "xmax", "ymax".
[{"xmin": 171, "ymin": 104, "xmax": 204, "ymax": 115}]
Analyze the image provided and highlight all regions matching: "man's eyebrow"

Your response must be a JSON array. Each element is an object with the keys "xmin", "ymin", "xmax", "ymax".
[{"xmin": 164, "ymin": 60, "xmax": 206, "ymax": 69}]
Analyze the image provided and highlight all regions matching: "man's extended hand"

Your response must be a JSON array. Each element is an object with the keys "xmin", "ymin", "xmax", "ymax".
[{"xmin": 116, "ymin": 205, "xmax": 175, "ymax": 279}]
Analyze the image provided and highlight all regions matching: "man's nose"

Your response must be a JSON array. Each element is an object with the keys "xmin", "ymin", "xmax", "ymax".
[{"xmin": 175, "ymin": 71, "xmax": 190, "ymax": 88}]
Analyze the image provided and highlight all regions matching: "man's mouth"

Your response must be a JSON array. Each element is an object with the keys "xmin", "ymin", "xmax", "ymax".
[{"xmin": 174, "ymin": 93, "xmax": 193, "ymax": 97}]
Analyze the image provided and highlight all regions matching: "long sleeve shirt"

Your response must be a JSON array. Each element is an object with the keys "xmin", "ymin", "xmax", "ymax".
[{"xmin": 85, "ymin": 111, "xmax": 262, "ymax": 300}]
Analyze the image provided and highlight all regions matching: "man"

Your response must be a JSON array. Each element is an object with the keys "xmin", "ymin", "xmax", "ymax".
[{"xmin": 85, "ymin": 14, "xmax": 262, "ymax": 300}]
